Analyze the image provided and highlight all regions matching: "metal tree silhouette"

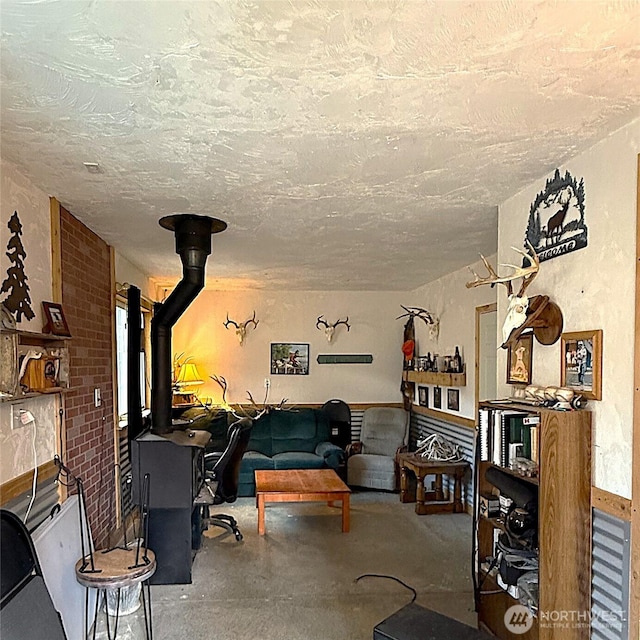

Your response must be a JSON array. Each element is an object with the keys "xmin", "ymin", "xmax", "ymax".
[{"xmin": 1, "ymin": 211, "xmax": 35, "ymax": 321}]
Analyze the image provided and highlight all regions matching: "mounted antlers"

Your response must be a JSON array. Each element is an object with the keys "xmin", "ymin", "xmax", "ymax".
[
  {"xmin": 466, "ymin": 241, "xmax": 540, "ymax": 299},
  {"xmin": 465, "ymin": 242, "xmax": 562, "ymax": 350},
  {"xmin": 224, "ymin": 311, "xmax": 259, "ymax": 345},
  {"xmin": 316, "ymin": 315, "xmax": 351, "ymax": 342},
  {"xmin": 396, "ymin": 306, "xmax": 439, "ymax": 340},
  {"xmin": 210, "ymin": 374, "xmax": 288, "ymax": 420}
]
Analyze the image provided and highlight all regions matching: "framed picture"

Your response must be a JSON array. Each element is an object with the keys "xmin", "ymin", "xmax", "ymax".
[
  {"xmin": 560, "ymin": 329, "xmax": 602, "ymax": 400},
  {"xmin": 506, "ymin": 333, "xmax": 533, "ymax": 385},
  {"xmin": 270, "ymin": 343, "xmax": 310, "ymax": 375},
  {"xmin": 418, "ymin": 386, "xmax": 428, "ymax": 407},
  {"xmin": 42, "ymin": 302, "xmax": 71, "ymax": 336},
  {"xmin": 433, "ymin": 386, "xmax": 442, "ymax": 409},
  {"xmin": 447, "ymin": 388, "xmax": 460, "ymax": 411}
]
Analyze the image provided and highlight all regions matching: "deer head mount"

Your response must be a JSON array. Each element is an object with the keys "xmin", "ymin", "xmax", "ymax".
[
  {"xmin": 466, "ymin": 242, "xmax": 563, "ymax": 349},
  {"xmin": 224, "ymin": 311, "xmax": 259, "ymax": 345},
  {"xmin": 316, "ymin": 315, "xmax": 350, "ymax": 342},
  {"xmin": 396, "ymin": 306, "xmax": 439, "ymax": 341}
]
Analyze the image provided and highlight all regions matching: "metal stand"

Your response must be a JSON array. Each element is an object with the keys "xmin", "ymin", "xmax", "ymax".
[{"xmin": 75, "ymin": 473, "xmax": 156, "ymax": 639}]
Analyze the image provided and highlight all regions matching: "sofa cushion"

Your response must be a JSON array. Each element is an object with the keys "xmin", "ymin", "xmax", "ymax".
[
  {"xmin": 347, "ymin": 453, "xmax": 397, "ymax": 491},
  {"xmin": 240, "ymin": 451, "xmax": 275, "ymax": 477},
  {"xmin": 272, "ymin": 452, "xmax": 325, "ymax": 470},
  {"xmin": 361, "ymin": 408, "xmax": 407, "ymax": 456},
  {"xmin": 271, "ymin": 410, "xmax": 318, "ymax": 454},
  {"xmin": 246, "ymin": 413, "xmax": 274, "ymax": 457}
]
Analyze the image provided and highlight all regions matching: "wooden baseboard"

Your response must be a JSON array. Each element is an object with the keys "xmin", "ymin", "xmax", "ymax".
[
  {"xmin": 0, "ymin": 460, "xmax": 58, "ymax": 506},
  {"xmin": 591, "ymin": 486, "xmax": 632, "ymax": 521},
  {"xmin": 411, "ymin": 404, "xmax": 475, "ymax": 429}
]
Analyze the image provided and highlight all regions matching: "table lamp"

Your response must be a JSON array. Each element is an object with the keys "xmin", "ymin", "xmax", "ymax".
[{"xmin": 173, "ymin": 361, "xmax": 203, "ymax": 405}]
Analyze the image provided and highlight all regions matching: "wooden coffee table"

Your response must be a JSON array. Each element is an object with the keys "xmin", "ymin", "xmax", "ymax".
[{"xmin": 255, "ymin": 469, "xmax": 351, "ymax": 535}]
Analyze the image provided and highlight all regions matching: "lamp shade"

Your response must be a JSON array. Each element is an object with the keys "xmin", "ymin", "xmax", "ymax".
[{"xmin": 175, "ymin": 362, "xmax": 203, "ymax": 387}]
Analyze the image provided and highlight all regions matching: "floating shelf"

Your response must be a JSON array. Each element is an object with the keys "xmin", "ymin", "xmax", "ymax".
[
  {"xmin": 11, "ymin": 330, "xmax": 71, "ymax": 346},
  {"xmin": 1, "ymin": 387, "xmax": 70, "ymax": 403},
  {"xmin": 403, "ymin": 370, "xmax": 466, "ymax": 387}
]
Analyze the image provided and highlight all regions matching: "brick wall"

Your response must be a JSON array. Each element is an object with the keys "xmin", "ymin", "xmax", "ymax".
[{"xmin": 60, "ymin": 207, "xmax": 115, "ymax": 546}]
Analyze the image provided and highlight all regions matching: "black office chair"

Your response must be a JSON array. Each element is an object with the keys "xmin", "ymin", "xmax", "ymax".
[
  {"xmin": 321, "ymin": 399, "xmax": 351, "ymax": 450},
  {"xmin": 1, "ymin": 509, "xmax": 67, "ymax": 640},
  {"xmin": 202, "ymin": 417, "xmax": 253, "ymax": 541}
]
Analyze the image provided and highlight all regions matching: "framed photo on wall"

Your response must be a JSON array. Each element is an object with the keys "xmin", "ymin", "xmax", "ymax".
[
  {"xmin": 418, "ymin": 386, "xmax": 428, "ymax": 407},
  {"xmin": 42, "ymin": 301, "xmax": 71, "ymax": 336},
  {"xmin": 560, "ymin": 329, "xmax": 602, "ymax": 400},
  {"xmin": 447, "ymin": 388, "xmax": 460, "ymax": 412},
  {"xmin": 433, "ymin": 386, "xmax": 442, "ymax": 409},
  {"xmin": 506, "ymin": 334, "xmax": 533, "ymax": 385},
  {"xmin": 270, "ymin": 343, "xmax": 310, "ymax": 375}
]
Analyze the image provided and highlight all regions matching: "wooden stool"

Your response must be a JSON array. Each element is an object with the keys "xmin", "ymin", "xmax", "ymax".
[
  {"xmin": 75, "ymin": 546, "xmax": 156, "ymax": 639},
  {"xmin": 395, "ymin": 452, "xmax": 469, "ymax": 515}
]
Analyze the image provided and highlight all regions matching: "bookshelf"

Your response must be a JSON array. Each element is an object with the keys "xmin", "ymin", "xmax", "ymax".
[{"xmin": 475, "ymin": 402, "xmax": 592, "ymax": 640}]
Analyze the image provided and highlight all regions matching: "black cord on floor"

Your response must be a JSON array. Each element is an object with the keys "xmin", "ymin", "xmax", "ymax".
[{"xmin": 354, "ymin": 573, "xmax": 417, "ymax": 603}]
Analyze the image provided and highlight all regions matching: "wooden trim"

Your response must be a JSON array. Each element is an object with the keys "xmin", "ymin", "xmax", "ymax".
[
  {"xmin": 630, "ymin": 152, "xmax": 640, "ymax": 640},
  {"xmin": 109, "ymin": 245, "xmax": 123, "ymax": 529},
  {"xmin": 411, "ymin": 404, "xmax": 475, "ymax": 429},
  {"xmin": 591, "ymin": 486, "xmax": 632, "ymax": 521},
  {"xmin": 236, "ymin": 402, "xmax": 404, "ymax": 412},
  {"xmin": 49, "ymin": 197, "xmax": 63, "ymax": 303},
  {"xmin": 475, "ymin": 303, "xmax": 497, "ymax": 411},
  {"xmin": 0, "ymin": 460, "xmax": 58, "ymax": 506}
]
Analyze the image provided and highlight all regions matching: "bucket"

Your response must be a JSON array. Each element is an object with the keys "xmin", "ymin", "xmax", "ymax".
[
  {"xmin": 106, "ymin": 582, "xmax": 142, "ymax": 616},
  {"xmin": 106, "ymin": 540, "xmax": 145, "ymax": 616}
]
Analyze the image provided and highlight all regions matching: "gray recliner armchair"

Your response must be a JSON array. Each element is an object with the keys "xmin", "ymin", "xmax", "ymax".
[{"xmin": 346, "ymin": 407, "xmax": 408, "ymax": 490}]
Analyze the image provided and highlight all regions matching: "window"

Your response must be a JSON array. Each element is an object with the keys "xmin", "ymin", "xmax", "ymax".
[{"xmin": 115, "ymin": 298, "xmax": 150, "ymax": 424}]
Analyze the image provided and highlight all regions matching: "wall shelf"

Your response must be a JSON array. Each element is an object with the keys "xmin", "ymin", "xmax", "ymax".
[
  {"xmin": 403, "ymin": 370, "xmax": 466, "ymax": 387},
  {"xmin": 1, "ymin": 328, "xmax": 70, "ymax": 401},
  {"xmin": 1, "ymin": 387, "xmax": 70, "ymax": 403}
]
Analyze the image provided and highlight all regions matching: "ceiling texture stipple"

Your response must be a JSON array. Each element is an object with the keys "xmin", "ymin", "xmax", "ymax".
[{"xmin": 1, "ymin": 0, "xmax": 639, "ymax": 291}]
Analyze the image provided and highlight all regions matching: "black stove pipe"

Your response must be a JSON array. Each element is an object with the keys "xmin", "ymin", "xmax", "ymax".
[{"xmin": 151, "ymin": 214, "xmax": 226, "ymax": 435}]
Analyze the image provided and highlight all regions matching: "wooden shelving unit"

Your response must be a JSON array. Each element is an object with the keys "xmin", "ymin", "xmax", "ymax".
[
  {"xmin": 475, "ymin": 402, "xmax": 592, "ymax": 640},
  {"xmin": 403, "ymin": 369, "xmax": 466, "ymax": 387},
  {"xmin": 1, "ymin": 328, "xmax": 70, "ymax": 400}
]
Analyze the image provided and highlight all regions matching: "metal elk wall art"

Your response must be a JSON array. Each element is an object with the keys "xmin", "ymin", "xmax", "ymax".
[
  {"xmin": 465, "ymin": 242, "xmax": 563, "ymax": 350},
  {"xmin": 525, "ymin": 168, "xmax": 588, "ymax": 262},
  {"xmin": 315, "ymin": 316, "xmax": 350, "ymax": 342},
  {"xmin": 223, "ymin": 311, "xmax": 259, "ymax": 346}
]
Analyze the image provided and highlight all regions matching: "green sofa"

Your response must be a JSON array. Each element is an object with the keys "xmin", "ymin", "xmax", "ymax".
[{"xmin": 238, "ymin": 408, "xmax": 345, "ymax": 496}]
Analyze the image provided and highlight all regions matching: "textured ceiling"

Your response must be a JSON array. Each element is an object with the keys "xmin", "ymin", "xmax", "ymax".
[{"xmin": 1, "ymin": 1, "xmax": 639, "ymax": 291}]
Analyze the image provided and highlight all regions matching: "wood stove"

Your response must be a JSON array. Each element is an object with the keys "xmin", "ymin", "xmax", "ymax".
[{"xmin": 131, "ymin": 214, "xmax": 226, "ymax": 584}]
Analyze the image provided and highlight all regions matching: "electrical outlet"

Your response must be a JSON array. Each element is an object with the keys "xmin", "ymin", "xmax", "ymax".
[
  {"xmin": 264, "ymin": 378, "xmax": 270, "ymax": 388},
  {"xmin": 11, "ymin": 405, "xmax": 23, "ymax": 429},
  {"xmin": 94, "ymin": 388, "xmax": 102, "ymax": 407}
]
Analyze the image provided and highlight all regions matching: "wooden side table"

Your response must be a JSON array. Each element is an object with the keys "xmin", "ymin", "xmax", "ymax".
[{"xmin": 395, "ymin": 452, "xmax": 469, "ymax": 515}]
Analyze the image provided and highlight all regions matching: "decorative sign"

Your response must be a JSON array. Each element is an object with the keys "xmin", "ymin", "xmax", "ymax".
[
  {"xmin": 316, "ymin": 354, "xmax": 373, "ymax": 364},
  {"xmin": 525, "ymin": 169, "xmax": 588, "ymax": 262}
]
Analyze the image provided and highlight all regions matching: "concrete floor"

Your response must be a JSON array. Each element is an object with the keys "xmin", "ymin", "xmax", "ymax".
[{"xmin": 97, "ymin": 491, "xmax": 476, "ymax": 640}]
